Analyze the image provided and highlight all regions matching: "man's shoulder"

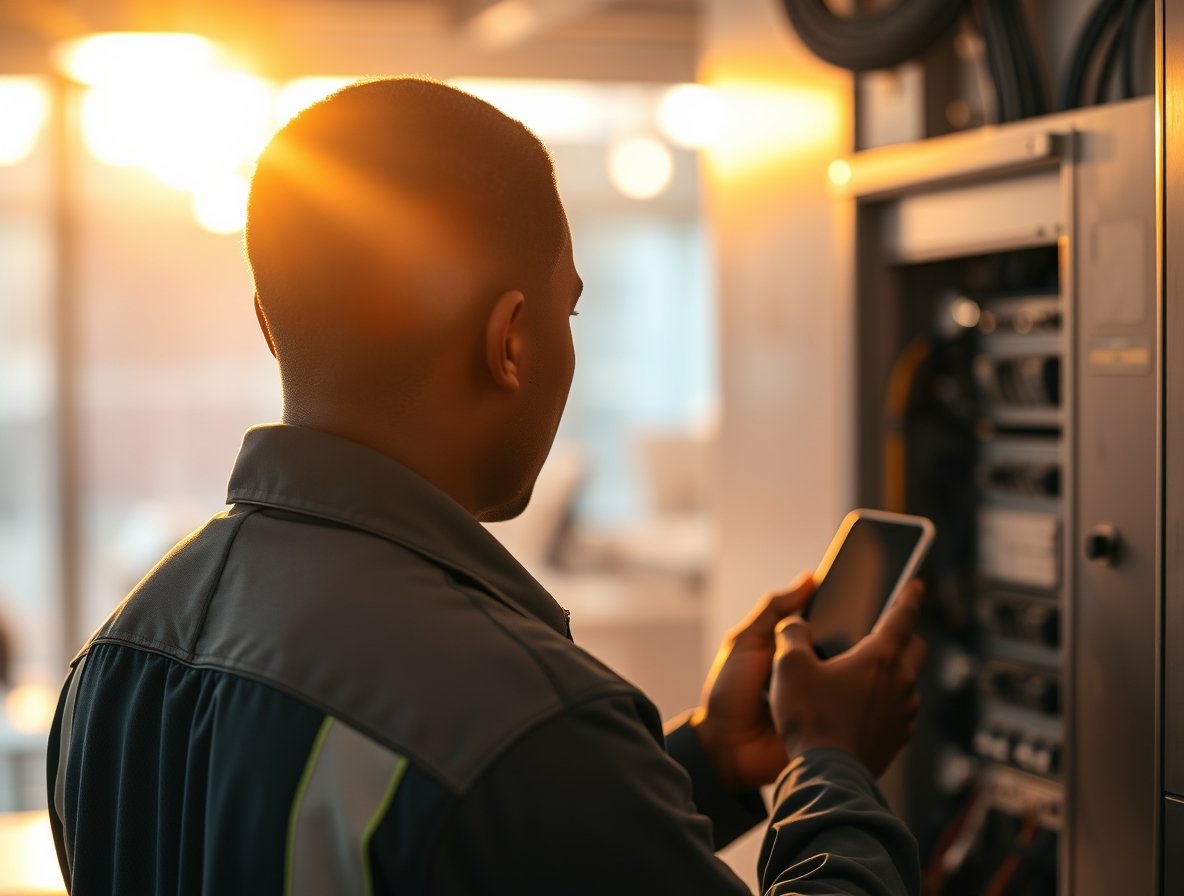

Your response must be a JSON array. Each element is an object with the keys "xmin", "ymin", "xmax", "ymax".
[{"xmin": 91, "ymin": 504, "xmax": 647, "ymax": 792}]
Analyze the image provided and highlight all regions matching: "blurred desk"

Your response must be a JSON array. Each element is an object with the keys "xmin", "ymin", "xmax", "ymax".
[{"xmin": 562, "ymin": 513, "xmax": 714, "ymax": 584}]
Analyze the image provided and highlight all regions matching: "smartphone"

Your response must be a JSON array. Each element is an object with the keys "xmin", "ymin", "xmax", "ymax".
[{"xmin": 803, "ymin": 509, "xmax": 935, "ymax": 658}]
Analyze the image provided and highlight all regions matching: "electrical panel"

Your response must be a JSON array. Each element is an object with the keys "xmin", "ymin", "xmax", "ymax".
[{"xmin": 842, "ymin": 97, "xmax": 1158, "ymax": 895}]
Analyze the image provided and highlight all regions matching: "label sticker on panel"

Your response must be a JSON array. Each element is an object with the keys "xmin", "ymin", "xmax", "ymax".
[{"xmin": 978, "ymin": 508, "xmax": 1060, "ymax": 590}]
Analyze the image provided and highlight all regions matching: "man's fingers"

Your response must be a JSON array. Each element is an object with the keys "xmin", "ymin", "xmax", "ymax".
[
  {"xmin": 735, "ymin": 572, "xmax": 814, "ymax": 642},
  {"xmin": 763, "ymin": 572, "xmax": 815, "ymax": 619},
  {"xmin": 775, "ymin": 616, "xmax": 816, "ymax": 661},
  {"xmin": 870, "ymin": 580, "xmax": 924, "ymax": 650},
  {"xmin": 902, "ymin": 632, "xmax": 928, "ymax": 678}
]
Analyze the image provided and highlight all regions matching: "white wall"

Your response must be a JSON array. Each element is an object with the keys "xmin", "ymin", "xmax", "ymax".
[
  {"xmin": 698, "ymin": 4, "xmax": 854, "ymax": 657},
  {"xmin": 697, "ymin": 0, "xmax": 854, "ymax": 882}
]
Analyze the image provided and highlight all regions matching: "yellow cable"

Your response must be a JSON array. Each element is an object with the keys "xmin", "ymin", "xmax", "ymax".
[{"xmin": 883, "ymin": 336, "xmax": 931, "ymax": 512}]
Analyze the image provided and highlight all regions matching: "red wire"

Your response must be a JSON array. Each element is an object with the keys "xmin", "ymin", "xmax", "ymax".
[{"xmin": 984, "ymin": 813, "xmax": 1038, "ymax": 896}]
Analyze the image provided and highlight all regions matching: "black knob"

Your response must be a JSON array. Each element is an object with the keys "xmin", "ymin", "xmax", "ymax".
[{"xmin": 1084, "ymin": 525, "xmax": 1120, "ymax": 564}]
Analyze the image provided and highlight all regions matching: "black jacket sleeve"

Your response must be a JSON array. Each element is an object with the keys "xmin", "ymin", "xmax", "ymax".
[
  {"xmin": 45, "ymin": 667, "xmax": 71, "ymax": 890},
  {"xmin": 665, "ymin": 716, "xmax": 768, "ymax": 848},
  {"xmin": 421, "ymin": 694, "xmax": 919, "ymax": 895},
  {"xmin": 759, "ymin": 749, "xmax": 921, "ymax": 895}
]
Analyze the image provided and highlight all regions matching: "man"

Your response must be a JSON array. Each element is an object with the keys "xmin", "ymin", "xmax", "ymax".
[{"xmin": 47, "ymin": 77, "xmax": 926, "ymax": 894}]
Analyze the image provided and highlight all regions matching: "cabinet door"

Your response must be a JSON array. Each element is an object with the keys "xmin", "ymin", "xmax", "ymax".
[
  {"xmin": 1164, "ymin": 0, "xmax": 1184, "ymax": 803},
  {"xmin": 1071, "ymin": 99, "xmax": 1158, "ymax": 896}
]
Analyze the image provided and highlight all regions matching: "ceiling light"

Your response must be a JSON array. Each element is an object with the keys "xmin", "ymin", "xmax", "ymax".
[
  {"xmin": 0, "ymin": 77, "xmax": 49, "ymax": 165},
  {"xmin": 53, "ymin": 32, "xmax": 218, "ymax": 85},
  {"xmin": 657, "ymin": 84, "xmax": 720, "ymax": 149},
  {"xmin": 606, "ymin": 136, "xmax": 674, "ymax": 201}
]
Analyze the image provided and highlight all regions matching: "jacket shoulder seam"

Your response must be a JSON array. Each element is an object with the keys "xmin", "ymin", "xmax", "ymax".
[
  {"xmin": 187, "ymin": 507, "xmax": 259, "ymax": 655},
  {"xmin": 443, "ymin": 570, "xmax": 573, "ymax": 701},
  {"xmin": 83, "ymin": 635, "xmax": 641, "ymax": 793}
]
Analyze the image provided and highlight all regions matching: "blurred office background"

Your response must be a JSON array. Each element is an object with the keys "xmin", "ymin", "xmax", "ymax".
[
  {"xmin": 0, "ymin": 69, "xmax": 719, "ymax": 706},
  {"xmin": 0, "ymin": 0, "xmax": 866, "ymax": 891}
]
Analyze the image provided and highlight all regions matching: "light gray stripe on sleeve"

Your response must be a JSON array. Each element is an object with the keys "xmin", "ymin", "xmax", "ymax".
[
  {"xmin": 286, "ymin": 717, "xmax": 409, "ymax": 896},
  {"xmin": 53, "ymin": 652, "xmax": 89, "ymax": 834}
]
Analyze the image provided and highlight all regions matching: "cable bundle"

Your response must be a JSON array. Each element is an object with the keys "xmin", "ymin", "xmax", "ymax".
[
  {"xmin": 777, "ymin": 0, "xmax": 972, "ymax": 73},
  {"xmin": 976, "ymin": 0, "xmax": 1047, "ymax": 122},
  {"xmin": 778, "ymin": 0, "xmax": 1152, "ymax": 127},
  {"xmin": 1057, "ymin": 0, "xmax": 1151, "ymax": 110}
]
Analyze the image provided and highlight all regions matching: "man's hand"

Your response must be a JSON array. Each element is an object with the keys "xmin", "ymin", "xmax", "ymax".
[
  {"xmin": 771, "ymin": 580, "xmax": 927, "ymax": 778},
  {"xmin": 687, "ymin": 572, "xmax": 815, "ymax": 793}
]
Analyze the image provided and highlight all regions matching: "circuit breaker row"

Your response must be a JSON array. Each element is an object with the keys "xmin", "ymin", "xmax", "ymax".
[{"xmin": 971, "ymin": 289, "xmax": 1066, "ymax": 807}]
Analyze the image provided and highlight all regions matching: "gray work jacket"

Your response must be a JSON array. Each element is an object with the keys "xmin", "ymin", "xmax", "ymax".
[{"xmin": 48, "ymin": 423, "xmax": 918, "ymax": 894}]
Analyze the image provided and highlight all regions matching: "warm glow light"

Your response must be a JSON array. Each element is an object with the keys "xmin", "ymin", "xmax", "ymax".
[
  {"xmin": 5, "ymin": 684, "xmax": 56, "ymax": 734},
  {"xmin": 79, "ymin": 82, "xmax": 148, "ymax": 165},
  {"xmin": 827, "ymin": 159, "xmax": 852, "ymax": 187},
  {"xmin": 274, "ymin": 76, "xmax": 355, "ymax": 125},
  {"xmin": 81, "ymin": 70, "xmax": 274, "ymax": 188},
  {"xmin": 657, "ymin": 83, "xmax": 720, "ymax": 149},
  {"xmin": 451, "ymin": 78, "xmax": 602, "ymax": 142},
  {"xmin": 65, "ymin": 31, "xmax": 283, "ymax": 192},
  {"xmin": 467, "ymin": 0, "xmax": 540, "ymax": 46},
  {"xmin": 702, "ymin": 81, "xmax": 843, "ymax": 177},
  {"xmin": 141, "ymin": 71, "xmax": 275, "ymax": 190},
  {"xmin": 54, "ymin": 32, "xmax": 217, "ymax": 85},
  {"xmin": 191, "ymin": 172, "xmax": 249, "ymax": 234},
  {"xmin": 0, "ymin": 77, "xmax": 49, "ymax": 165},
  {"xmin": 0, "ymin": 812, "xmax": 65, "ymax": 894},
  {"xmin": 606, "ymin": 136, "xmax": 674, "ymax": 200}
]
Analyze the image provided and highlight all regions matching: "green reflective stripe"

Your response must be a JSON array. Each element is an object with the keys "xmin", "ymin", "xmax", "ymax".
[
  {"xmin": 359, "ymin": 757, "xmax": 409, "ymax": 896},
  {"xmin": 285, "ymin": 715, "xmax": 334, "ymax": 896},
  {"xmin": 286, "ymin": 716, "xmax": 408, "ymax": 896}
]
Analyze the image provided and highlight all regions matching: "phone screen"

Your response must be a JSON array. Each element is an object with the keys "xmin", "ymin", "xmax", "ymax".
[{"xmin": 804, "ymin": 516, "xmax": 929, "ymax": 658}]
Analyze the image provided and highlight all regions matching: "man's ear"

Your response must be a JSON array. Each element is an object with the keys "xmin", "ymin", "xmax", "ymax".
[
  {"xmin": 485, "ymin": 289, "xmax": 526, "ymax": 391},
  {"xmin": 254, "ymin": 292, "xmax": 277, "ymax": 358}
]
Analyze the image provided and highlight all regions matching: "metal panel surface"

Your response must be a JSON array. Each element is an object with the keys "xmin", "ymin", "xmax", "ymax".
[
  {"xmin": 1071, "ymin": 97, "xmax": 1158, "ymax": 896},
  {"xmin": 844, "ymin": 127, "xmax": 1064, "ymax": 199},
  {"xmin": 1167, "ymin": 798, "xmax": 1184, "ymax": 895},
  {"xmin": 883, "ymin": 169, "xmax": 1063, "ymax": 262},
  {"xmin": 1163, "ymin": 0, "xmax": 1184, "ymax": 803}
]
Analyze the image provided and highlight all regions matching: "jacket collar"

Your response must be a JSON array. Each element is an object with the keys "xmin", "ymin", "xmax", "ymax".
[{"xmin": 226, "ymin": 424, "xmax": 571, "ymax": 639}]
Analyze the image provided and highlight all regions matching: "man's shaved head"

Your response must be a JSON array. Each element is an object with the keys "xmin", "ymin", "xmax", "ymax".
[
  {"xmin": 244, "ymin": 77, "xmax": 580, "ymax": 520},
  {"xmin": 246, "ymin": 77, "xmax": 567, "ymax": 378}
]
